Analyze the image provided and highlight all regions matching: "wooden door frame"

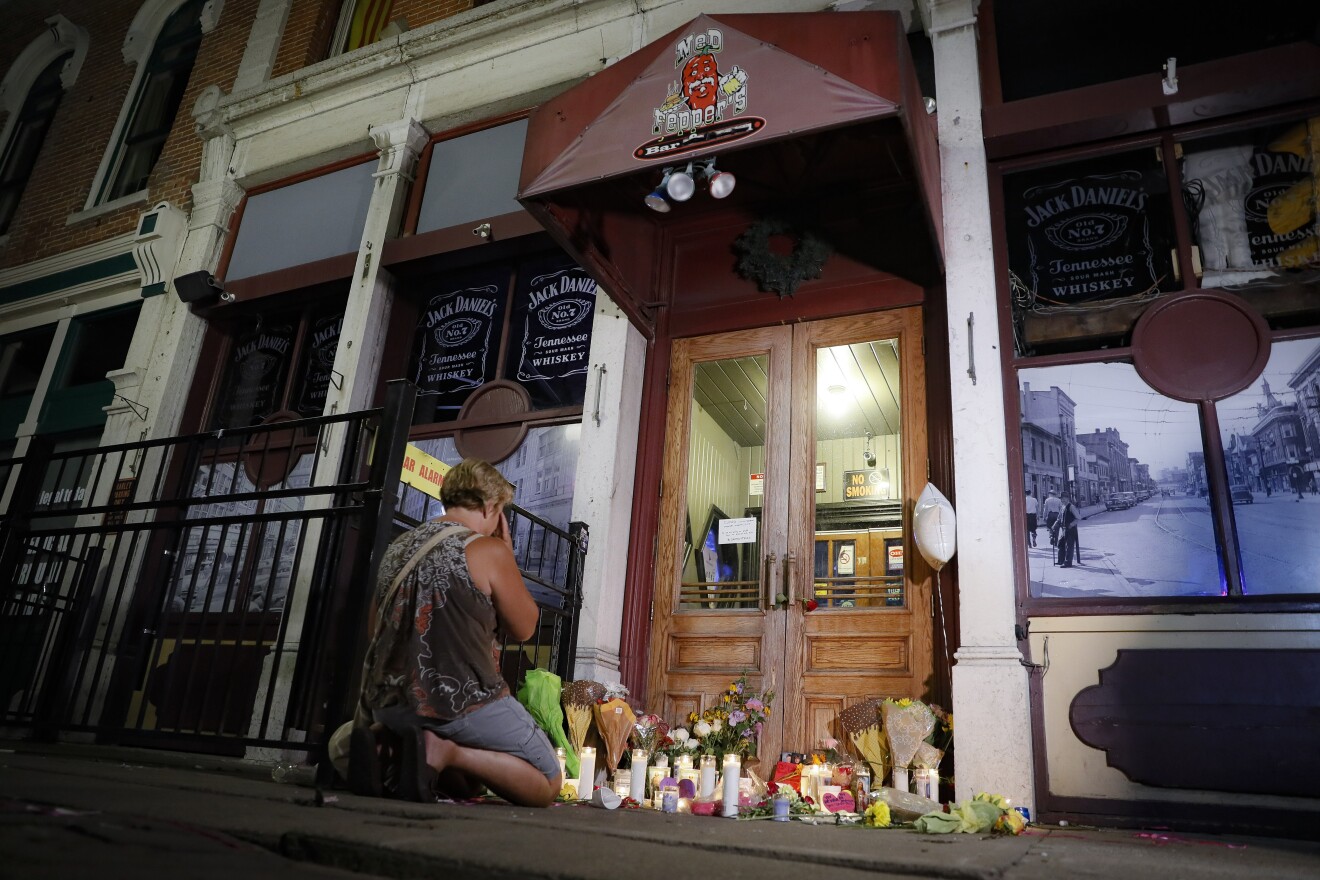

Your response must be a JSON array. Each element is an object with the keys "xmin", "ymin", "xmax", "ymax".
[{"xmin": 645, "ymin": 327, "xmax": 792, "ymax": 757}]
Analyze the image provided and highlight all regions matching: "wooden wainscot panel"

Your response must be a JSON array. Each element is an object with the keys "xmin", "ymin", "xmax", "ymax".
[
  {"xmin": 808, "ymin": 636, "xmax": 909, "ymax": 673},
  {"xmin": 670, "ymin": 635, "xmax": 761, "ymax": 671},
  {"xmin": 665, "ymin": 692, "xmax": 705, "ymax": 725},
  {"xmin": 807, "ymin": 696, "xmax": 846, "ymax": 745},
  {"xmin": 1069, "ymin": 648, "xmax": 1320, "ymax": 798}
]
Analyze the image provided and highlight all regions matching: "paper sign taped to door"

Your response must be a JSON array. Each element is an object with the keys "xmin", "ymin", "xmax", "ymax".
[{"xmin": 719, "ymin": 517, "xmax": 757, "ymax": 544}]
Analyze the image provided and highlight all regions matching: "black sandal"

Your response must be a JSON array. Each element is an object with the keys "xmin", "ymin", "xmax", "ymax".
[
  {"xmin": 347, "ymin": 725, "xmax": 382, "ymax": 797},
  {"xmin": 397, "ymin": 727, "xmax": 439, "ymax": 802}
]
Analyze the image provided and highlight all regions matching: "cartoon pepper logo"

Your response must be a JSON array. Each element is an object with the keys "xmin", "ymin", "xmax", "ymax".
[{"xmin": 682, "ymin": 52, "xmax": 720, "ymax": 121}]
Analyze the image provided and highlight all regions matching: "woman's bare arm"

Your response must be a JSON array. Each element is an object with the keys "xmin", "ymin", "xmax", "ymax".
[{"xmin": 467, "ymin": 522, "xmax": 539, "ymax": 642}]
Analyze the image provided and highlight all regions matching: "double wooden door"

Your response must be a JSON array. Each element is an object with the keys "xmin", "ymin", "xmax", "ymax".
[{"xmin": 646, "ymin": 309, "xmax": 932, "ymax": 764}]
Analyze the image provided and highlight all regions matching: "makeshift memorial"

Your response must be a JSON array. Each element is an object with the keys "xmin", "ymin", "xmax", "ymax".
[
  {"xmin": 687, "ymin": 673, "xmax": 774, "ymax": 763},
  {"xmin": 838, "ymin": 699, "xmax": 889, "ymax": 783},
  {"xmin": 882, "ymin": 698, "xmax": 936, "ymax": 791},
  {"xmin": 594, "ymin": 697, "xmax": 636, "ymax": 773},
  {"xmin": 516, "ymin": 670, "xmax": 578, "ymax": 776},
  {"xmin": 821, "ymin": 789, "xmax": 856, "ymax": 813},
  {"xmin": 913, "ymin": 792, "xmax": 1024, "ymax": 835},
  {"xmin": 773, "ymin": 789, "xmax": 791, "ymax": 821}
]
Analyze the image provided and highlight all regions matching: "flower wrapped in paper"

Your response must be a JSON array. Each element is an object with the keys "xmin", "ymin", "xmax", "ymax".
[
  {"xmin": 882, "ymin": 698, "xmax": 936, "ymax": 783},
  {"xmin": 593, "ymin": 697, "xmax": 637, "ymax": 772},
  {"xmin": 838, "ymin": 699, "xmax": 889, "ymax": 783},
  {"xmin": 562, "ymin": 679, "xmax": 605, "ymax": 775},
  {"xmin": 515, "ymin": 669, "xmax": 578, "ymax": 777}
]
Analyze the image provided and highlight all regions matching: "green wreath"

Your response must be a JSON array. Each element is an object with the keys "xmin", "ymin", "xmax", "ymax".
[{"xmin": 734, "ymin": 217, "xmax": 832, "ymax": 298}]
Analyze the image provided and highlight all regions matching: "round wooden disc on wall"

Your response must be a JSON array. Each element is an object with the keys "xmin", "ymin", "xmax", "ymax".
[
  {"xmin": 1131, "ymin": 290, "xmax": 1271, "ymax": 403},
  {"xmin": 454, "ymin": 381, "xmax": 532, "ymax": 464}
]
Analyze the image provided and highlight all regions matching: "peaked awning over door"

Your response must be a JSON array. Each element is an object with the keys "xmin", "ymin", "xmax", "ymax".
[{"xmin": 519, "ymin": 12, "xmax": 943, "ymax": 336}]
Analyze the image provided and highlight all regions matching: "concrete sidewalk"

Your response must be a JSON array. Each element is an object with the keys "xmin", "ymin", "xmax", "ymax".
[{"xmin": 3, "ymin": 743, "xmax": 1319, "ymax": 879}]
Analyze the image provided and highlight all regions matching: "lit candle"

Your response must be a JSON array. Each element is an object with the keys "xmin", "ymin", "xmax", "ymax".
[
  {"xmin": 653, "ymin": 753, "xmax": 669, "ymax": 770},
  {"xmin": 613, "ymin": 769, "xmax": 632, "ymax": 799},
  {"xmin": 676, "ymin": 753, "xmax": 694, "ymax": 772},
  {"xmin": 630, "ymin": 749, "xmax": 648, "ymax": 803},
  {"xmin": 555, "ymin": 747, "xmax": 567, "ymax": 780},
  {"xmin": 577, "ymin": 746, "xmax": 595, "ymax": 800},
  {"xmin": 699, "ymin": 754, "xmax": 717, "ymax": 798},
  {"xmin": 891, "ymin": 766, "xmax": 909, "ymax": 793},
  {"xmin": 721, "ymin": 754, "xmax": 741, "ymax": 818}
]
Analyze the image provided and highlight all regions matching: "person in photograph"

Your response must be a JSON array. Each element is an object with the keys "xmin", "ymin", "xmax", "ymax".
[
  {"xmin": 1055, "ymin": 495, "xmax": 1081, "ymax": 568},
  {"xmin": 1024, "ymin": 490, "xmax": 1039, "ymax": 548},
  {"xmin": 1042, "ymin": 490, "xmax": 1063, "ymax": 547}
]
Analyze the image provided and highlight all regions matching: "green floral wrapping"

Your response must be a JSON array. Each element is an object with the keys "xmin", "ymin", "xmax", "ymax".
[{"xmin": 516, "ymin": 669, "xmax": 578, "ymax": 777}]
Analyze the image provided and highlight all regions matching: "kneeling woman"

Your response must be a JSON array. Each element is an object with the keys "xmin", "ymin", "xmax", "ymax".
[{"xmin": 359, "ymin": 458, "xmax": 561, "ymax": 805}]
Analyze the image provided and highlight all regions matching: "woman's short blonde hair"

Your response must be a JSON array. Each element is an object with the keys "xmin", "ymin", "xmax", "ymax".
[{"xmin": 440, "ymin": 458, "xmax": 515, "ymax": 511}]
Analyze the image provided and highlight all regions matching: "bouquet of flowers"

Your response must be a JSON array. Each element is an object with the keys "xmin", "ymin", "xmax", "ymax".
[
  {"xmin": 630, "ymin": 712, "xmax": 668, "ymax": 758},
  {"xmin": 687, "ymin": 673, "xmax": 774, "ymax": 761},
  {"xmin": 915, "ymin": 704, "xmax": 953, "ymax": 772},
  {"xmin": 882, "ymin": 697, "xmax": 937, "ymax": 784}
]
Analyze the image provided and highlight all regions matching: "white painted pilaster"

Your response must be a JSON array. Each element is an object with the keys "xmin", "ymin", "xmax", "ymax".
[
  {"xmin": 232, "ymin": 0, "xmax": 293, "ymax": 93},
  {"xmin": 569, "ymin": 295, "xmax": 646, "ymax": 683},
  {"xmin": 924, "ymin": 0, "xmax": 1035, "ymax": 809}
]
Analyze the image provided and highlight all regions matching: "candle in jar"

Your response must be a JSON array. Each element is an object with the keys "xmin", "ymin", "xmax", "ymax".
[
  {"xmin": 652, "ymin": 753, "xmax": 669, "ymax": 770},
  {"xmin": 555, "ymin": 747, "xmax": 567, "ymax": 780},
  {"xmin": 679, "ymin": 768, "xmax": 699, "ymax": 797},
  {"xmin": 801, "ymin": 764, "xmax": 819, "ymax": 803},
  {"xmin": 630, "ymin": 750, "xmax": 648, "ymax": 802},
  {"xmin": 699, "ymin": 754, "xmax": 717, "ymax": 798},
  {"xmin": 721, "ymin": 754, "xmax": 741, "ymax": 818},
  {"xmin": 577, "ymin": 747, "xmax": 595, "ymax": 800},
  {"xmin": 676, "ymin": 753, "xmax": 694, "ymax": 772},
  {"xmin": 613, "ymin": 769, "xmax": 632, "ymax": 799}
]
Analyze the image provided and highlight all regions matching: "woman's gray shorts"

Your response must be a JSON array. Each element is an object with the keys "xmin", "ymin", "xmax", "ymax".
[{"xmin": 379, "ymin": 697, "xmax": 560, "ymax": 781}]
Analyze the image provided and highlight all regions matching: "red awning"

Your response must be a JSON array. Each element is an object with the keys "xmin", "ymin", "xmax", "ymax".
[{"xmin": 519, "ymin": 12, "xmax": 943, "ymax": 335}]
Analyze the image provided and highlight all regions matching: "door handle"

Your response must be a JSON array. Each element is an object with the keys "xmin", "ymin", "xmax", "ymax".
[
  {"xmin": 762, "ymin": 552, "xmax": 777, "ymax": 610},
  {"xmin": 783, "ymin": 551, "xmax": 797, "ymax": 606}
]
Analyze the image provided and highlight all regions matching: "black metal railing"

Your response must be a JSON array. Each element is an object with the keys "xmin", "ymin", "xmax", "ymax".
[
  {"xmin": 0, "ymin": 382, "xmax": 416, "ymax": 754},
  {"xmin": 0, "ymin": 379, "xmax": 588, "ymax": 763}
]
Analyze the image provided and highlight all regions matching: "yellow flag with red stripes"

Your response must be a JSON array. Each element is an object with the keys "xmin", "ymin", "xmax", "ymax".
[{"xmin": 346, "ymin": 0, "xmax": 395, "ymax": 52}]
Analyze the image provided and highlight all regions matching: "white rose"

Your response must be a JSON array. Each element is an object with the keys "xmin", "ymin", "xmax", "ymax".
[
  {"xmin": 672, "ymin": 728, "xmax": 689, "ymax": 743},
  {"xmin": 683, "ymin": 739, "xmax": 699, "ymax": 751},
  {"xmin": 711, "ymin": 719, "xmax": 723, "ymax": 733},
  {"xmin": 694, "ymin": 720, "xmax": 712, "ymax": 738}
]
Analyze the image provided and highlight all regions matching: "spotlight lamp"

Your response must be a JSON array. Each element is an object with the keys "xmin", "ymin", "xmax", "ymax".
[
  {"xmin": 702, "ymin": 159, "xmax": 736, "ymax": 198},
  {"xmin": 643, "ymin": 156, "xmax": 735, "ymax": 212},
  {"xmin": 666, "ymin": 162, "xmax": 696, "ymax": 202}
]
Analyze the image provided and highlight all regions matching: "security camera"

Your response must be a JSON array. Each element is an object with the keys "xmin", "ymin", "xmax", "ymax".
[
  {"xmin": 219, "ymin": 291, "xmax": 236, "ymax": 303},
  {"xmin": 864, "ymin": 450, "xmax": 877, "ymax": 467}
]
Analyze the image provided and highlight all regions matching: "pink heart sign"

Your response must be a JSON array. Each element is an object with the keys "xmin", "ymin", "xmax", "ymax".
[{"xmin": 821, "ymin": 790, "xmax": 856, "ymax": 813}]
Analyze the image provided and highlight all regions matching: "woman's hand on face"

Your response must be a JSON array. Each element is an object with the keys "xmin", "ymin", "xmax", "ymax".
[{"xmin": 491, "ymin": 506, "xmax": 514, "ymax": 549}]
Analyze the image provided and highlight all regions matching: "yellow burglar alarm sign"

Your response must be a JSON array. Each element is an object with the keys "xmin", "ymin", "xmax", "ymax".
[{"xmin": 401, "ymin": 444, "xmax": 450, "ymax": 500}]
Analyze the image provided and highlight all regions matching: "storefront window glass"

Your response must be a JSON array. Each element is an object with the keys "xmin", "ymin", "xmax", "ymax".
[
  {"xmin": 1216, "ymin": 337, "xmax": 1320, "ymax": 595},
  {"xmin": 1004, "ymin": 149, "xmax": 1179, "ymax": 313},
  {"xmin": 1017, "ymin": 361, "xmax": 1224, "ymax": 599},
  {"xmin": 1180, "ymin": 115, "xmax": 1318, "ymax": 290}
]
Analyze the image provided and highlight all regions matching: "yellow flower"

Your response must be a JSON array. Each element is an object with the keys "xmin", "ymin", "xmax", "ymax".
[
  {"xmin": 995, "ymin": 810, "xmax": 1025, "ymax": 835},
  {"xmin": 688, "ymin": 711, "xmax": 699, "ymax": 724},
  {"xmin": 765, "ymin": 707, "xmax": 771, "ymax": 716},
  {"xmin": 897, "ymin": 698, "xmax": 912, "ymax": 708},
  {"xmin": 863, "ymin": 801, "xmax": 891, "ymax": 828},
  {"xmin": 723, "ymin": 695, "xmax": 731, "ymax": 704}
]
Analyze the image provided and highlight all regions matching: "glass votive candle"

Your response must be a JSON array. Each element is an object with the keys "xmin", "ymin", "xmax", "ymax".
[
  {"xmin": 676, "ymin": 753, "xmax": 694, "ymax": 772},
  {"xmin": 652, "ymin": 753, "xmax": 669, "ymax": 770},
  {"xmin": 555, "ymin": 747, "xmax": 567, "ymax": 779},
  {"xmin": 613, "ymin": 769, "xmax": 632, "ymax": 799}
]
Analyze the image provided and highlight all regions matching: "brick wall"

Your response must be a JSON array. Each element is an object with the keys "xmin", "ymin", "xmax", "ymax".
[
  {"xmin": 271, "ymin": 0, "xmax": 477, "ymax": 78},
  {"xmin": 0, "ymin": 0, "xmax": 256, "ymax": 272}
]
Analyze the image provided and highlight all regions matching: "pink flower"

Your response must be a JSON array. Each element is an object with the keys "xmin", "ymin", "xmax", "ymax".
[
  {"xmin": 822, "ymin": 737, "xmax": 838, "ymax": 750},
  {"xmin": 746, "ymin": 699, "xmax": 764, "ymax": 712}
]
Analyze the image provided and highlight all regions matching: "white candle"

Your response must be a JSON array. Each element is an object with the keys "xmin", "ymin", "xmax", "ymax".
[
  {"xmin": 630, "ymin": 749, "xmax": 648, "ymax": 802},
  {"xmin": 555, "ymin": 747, "xmax": 567, "ymax": 780},
  {"xmin": 676, "ymin": 753, "xmax": 694, "ymax": 772},
  {"xmin": 699, "ymin": 754, "xmax": 717, "ymax": 798},
  {"xmin": 891, "ymin": 766, "xmax": 909, "ymax": 793},
  {"xmin": 721, "ymin": 754, "xmax": 741, "ymax": 818},
  {"xmin": 653, "ymin": 754, "xmax": 669, "ymax": 770},
  {"xmin": 578, "ymin": 747, "xmax": 595, "ymax": 800}
]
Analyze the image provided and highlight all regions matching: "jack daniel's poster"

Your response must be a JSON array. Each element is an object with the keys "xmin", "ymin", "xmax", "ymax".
[
  {"xmin": 296, "ymin": 312, "xmax": 343, "ymax": 416},
  {"xmin": 217, "ymin": 323, "xmax": 294, "ymax": 428},
  {"xmin": 1010, "ymin": 161, "xmax": 1171, "ymax": 305},
  {"xmin": 412, "ymin": 269, "xmax": 508, "ymax": 418},
  {"xmin": 509, "ymin": 259, "xmax": 596, "ymax": 408}
]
